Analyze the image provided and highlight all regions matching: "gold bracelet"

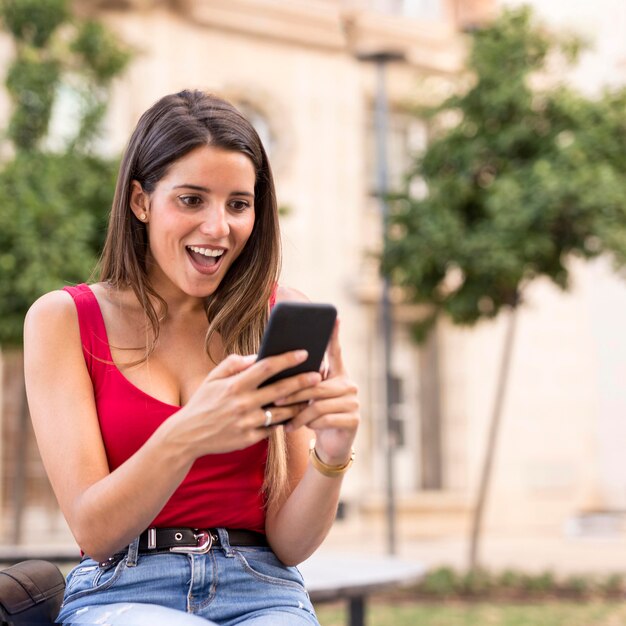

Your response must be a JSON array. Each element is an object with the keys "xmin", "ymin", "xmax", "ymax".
[{"xmin": 309, "ymin": 439, "xmax": 355, "ymax": 478}]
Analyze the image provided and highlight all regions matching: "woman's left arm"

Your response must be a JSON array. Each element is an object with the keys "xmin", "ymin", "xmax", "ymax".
[{"xmin": 264, "ymin": 290, "xmax": 360, "ymax": 565}]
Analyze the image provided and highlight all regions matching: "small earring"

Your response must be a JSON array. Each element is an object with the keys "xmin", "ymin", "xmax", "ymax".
[{"xmin": 139, "ymin": 213, "xmax": 147, "ymax": 221}]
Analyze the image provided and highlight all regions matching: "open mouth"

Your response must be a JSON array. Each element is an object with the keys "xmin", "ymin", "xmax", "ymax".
[{"xmin": 186, "ymin": 245, "xmax": 225, "ymax": 272}]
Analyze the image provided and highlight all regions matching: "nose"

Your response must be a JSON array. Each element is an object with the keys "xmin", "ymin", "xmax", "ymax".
[{"xmin": 199, "ymin": 205, "xmax": 229, "ymax": 239}]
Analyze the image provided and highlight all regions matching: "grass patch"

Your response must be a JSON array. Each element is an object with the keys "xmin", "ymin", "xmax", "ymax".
[
  {"xmin": 404, "ymin": 567, "xmax": 626, "ymax": 601},
  {"xmin": 314, "ymin": 600, "xmax": 626, "ymax": 626},
  {"xmin": 313, "ymin": 567, "xmax": 626, "ymax": 624}
]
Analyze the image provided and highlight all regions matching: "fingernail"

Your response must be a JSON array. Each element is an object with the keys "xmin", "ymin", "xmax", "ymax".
[
  {"xmin": 284, "ymin": 423, "xmax": 294, "ymax": 433},
  {"xmin": 274, "ymin": 398, "xmax": 286, "ymax": 406},
  {"xmin": 294, "ymin": 350, "xmax": 308, "ymax": 361}
]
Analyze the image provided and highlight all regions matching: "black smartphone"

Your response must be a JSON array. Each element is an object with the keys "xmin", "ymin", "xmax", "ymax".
[{"xmin": 257, "ymin": 301, "xmax": 337, "ymax": 388}]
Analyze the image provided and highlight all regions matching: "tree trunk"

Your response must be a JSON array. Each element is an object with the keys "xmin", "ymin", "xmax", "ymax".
[
  {"xmin": 468, "ymin": 303, "xmax": 519, "ymax": 572},
  {"xmin": 11, "ymin": 376, "xmax": 29, "ymax": 545},
  {"xmin": 419, "ymin": 323, "xmax": 443, "ymax": 489}
]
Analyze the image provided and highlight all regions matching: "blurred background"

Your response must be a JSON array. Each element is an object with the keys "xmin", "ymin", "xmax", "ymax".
[{"xmin": 1, "ymin": 0, "xmax": 626, "ymax": 604}]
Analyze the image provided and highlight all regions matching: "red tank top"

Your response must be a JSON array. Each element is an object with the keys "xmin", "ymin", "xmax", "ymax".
[{"xmin": 63, "ymin": 284, "xmax": 270, "ymax": 533}]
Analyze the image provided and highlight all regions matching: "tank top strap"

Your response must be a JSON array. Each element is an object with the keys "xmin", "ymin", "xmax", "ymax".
[
  {"xmin": 63, "ymin": 283, "xmax": 113, "ymax": 374},
  {"xmin": 269, "ymin": 283, "xmax": 278, "ymax": 310}
]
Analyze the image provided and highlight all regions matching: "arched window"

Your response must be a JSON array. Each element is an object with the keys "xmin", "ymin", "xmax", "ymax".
[
  {"xmin": 370, "ymin": 0, "xmax": 443, "ymax": 20},
  {"xmin": 235, "ymin": 100, "xmax": 276, "ymax": 160}
]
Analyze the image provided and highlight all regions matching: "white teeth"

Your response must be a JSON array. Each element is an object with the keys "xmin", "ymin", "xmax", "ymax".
[{"xmin": 187, "ymin": 246, "xmax": 224, "ymax": 257}]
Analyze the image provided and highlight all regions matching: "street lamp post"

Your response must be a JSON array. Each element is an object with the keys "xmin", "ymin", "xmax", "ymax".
[{"xmin": 357, "ymin": 50, "xmax": 405, "ymax": 556}]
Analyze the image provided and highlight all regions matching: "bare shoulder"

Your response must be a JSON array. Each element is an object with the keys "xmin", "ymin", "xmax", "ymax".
[
  {"xmin": 23, "ymin": 289, "xmax": 85, "ymax": 364},
  {"xmin": 275, "ymin": 285, "xmax": 310, "ymax": 304},
  {"xmin": 24, "ymin": 289, "xmax": 77, "ymax": 335},
  {"xmin": 23, "ymin": 288, "xmax": 85, "ymax": 396}
]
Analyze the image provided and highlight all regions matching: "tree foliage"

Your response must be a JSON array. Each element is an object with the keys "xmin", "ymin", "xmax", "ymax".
[
  {"xmin": 384, "ymin": 6, "xmax": 626, "ymax": 340},
  {"xmin": 0, "ymin": 0, "xmax": 131, "ymax": 346}
]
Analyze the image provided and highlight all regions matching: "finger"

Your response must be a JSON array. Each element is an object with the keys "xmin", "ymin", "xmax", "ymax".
[
  {"xmin": 253, "ymin": 403, "xmax": 305, "ymax": 429},
  {"xmin": 207, "ymin": 353, "xmax": 256, "ymax": 380},
  {"xmin": 261, "ymin": 408, "xmax": 275, "ymax": 428},
  {"xmin": 274, "ymin": 376, "xmax": 352, "ymax": 407},
  {"xmin": 286, "ymin": 395, "xmax": 359, "ymax": 431},
  {"xmin": 319, "ymin": 355, "xmax": 329, "ymax": 380},
  {"xmin": 327, "ymin": 319, "xmax": 346, "ymax": 378},
  {"xmin": 253, "ymin": 370, "xmax": 322, "ymax": 408},
  {"xmin": 287, "ymin": 410, "xmax": 359, "ymax": 435},
  {"xmin": 243, "ymin": 423, "xmax": 276, "ymax": 447},
  {"xmin": 238, "ymin": 350, "xmax": 309, "ymax": 388}
]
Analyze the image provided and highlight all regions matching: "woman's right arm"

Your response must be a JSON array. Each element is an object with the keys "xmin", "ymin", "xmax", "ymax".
[
  {"xmin": 24, "ymin": 290, "xmax": 319, "ymax": 563},
  {"xmin": 24, "ymin": 290, "xmax": 203, "ymax": 562}
]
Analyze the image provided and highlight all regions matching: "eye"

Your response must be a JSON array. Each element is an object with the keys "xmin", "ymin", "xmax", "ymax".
[
  {"xmin": 229, "ymin": 199, "xmax": 252, "ymax": 212},
  {"xmin": 179, "ymin": 195, "xmax": 203, "ymax": 207}
]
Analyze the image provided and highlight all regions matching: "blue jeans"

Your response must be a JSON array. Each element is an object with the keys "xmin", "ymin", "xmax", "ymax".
[{"xmin": 57, "ymin": 529, "xmax": 319, "ymax": 625}]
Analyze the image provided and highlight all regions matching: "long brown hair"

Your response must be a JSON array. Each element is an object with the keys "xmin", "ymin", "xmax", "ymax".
[{"xmin": 99, "ymin": 90, "xmax": 287, "ymax": 507}]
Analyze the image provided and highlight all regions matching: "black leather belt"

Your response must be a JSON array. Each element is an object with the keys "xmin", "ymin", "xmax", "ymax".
[{"xmin": 138, "ymin": 528, "xmax": 268, "ymax": 554}]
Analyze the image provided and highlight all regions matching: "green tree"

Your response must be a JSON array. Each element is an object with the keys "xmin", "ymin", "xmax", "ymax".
[
  {"xmin": 0, "ymin": 0, "xmax": 131, "ymax": 346},
  {"xmin": 0, "ymin": 0, "xmax": 130, "ymax": 543},
  {"xmin": 384, "ymin": 6, "xmax": 626, "ymax": 571}
]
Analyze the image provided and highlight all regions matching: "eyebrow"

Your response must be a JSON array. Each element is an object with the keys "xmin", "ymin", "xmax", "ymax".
[{"xmin": 173, "ymin": 184, "xmax": 254, "ymax": 197}]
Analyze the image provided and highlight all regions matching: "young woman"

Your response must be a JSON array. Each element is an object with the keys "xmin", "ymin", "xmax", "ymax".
[{"xmin": 24, "ymin": 90, "xmax": 360, "ymax": 625}]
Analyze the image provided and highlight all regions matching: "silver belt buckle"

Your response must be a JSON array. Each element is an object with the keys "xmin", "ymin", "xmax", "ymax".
[{"xmin": 170, "ymin": 530, "xmax": 213, "ymax": 554}]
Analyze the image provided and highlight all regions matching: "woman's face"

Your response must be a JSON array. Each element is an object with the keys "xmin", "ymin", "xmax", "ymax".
[{"xmin": 132, "ymin": 144, "xmax": 256, "ymax": 300}]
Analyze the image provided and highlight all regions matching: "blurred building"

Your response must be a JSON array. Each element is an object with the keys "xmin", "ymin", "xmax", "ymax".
[{"xmin": 1, "ymin": 0, "xmax": 626, "ymax": 563}]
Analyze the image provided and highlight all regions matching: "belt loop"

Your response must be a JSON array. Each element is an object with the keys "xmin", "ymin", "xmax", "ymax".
[
  {"xmin": 216, "ymin": 528, "xmax": 233, "ymax": 556},
  {"xmin": 126, "ymin": 536, "xmax": 140, "ymax": 567}
]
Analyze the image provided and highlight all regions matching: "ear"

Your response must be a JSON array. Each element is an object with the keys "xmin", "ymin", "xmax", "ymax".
[{"xmin": 130, "ymin": 180, "xmax": 150, "ymax": 223}]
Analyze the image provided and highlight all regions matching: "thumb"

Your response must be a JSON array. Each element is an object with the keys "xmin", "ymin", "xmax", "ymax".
[
  {"xmin": 208, "ymin": 353, "xmax": 257, "ymax": 380},
  {"xmin": 327, "ymin": 319, "xmax": 346, "ymax": 378}
]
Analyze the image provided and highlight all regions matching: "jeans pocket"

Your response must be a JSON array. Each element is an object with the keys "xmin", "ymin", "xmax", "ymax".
[
  {"xmin": 62, "ymin": 556, "xmax": 126, "ymax": 606},
  {"xmin": 233, "ymin": 547, "xmax": 305, "ymax": 590},
  {"xmin": 64, "ymin": 563, "xmax": 98, "ymax": 596}
]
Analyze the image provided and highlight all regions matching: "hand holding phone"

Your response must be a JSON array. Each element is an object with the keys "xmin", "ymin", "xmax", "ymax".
[{"xmin": 257, "ymin": 302, "xmax": 337, "ymax": 389}]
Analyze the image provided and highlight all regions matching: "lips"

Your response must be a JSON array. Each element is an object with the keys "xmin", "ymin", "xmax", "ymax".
[{"xmin": 185, "ymin": 245, "xmax": 226, "ymax": 274}]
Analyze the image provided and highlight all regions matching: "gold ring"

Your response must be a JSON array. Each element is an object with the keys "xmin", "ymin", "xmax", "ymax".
[{"xmin": 263, "ymin": 409, "xmax": 273, "ymax": 428}]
